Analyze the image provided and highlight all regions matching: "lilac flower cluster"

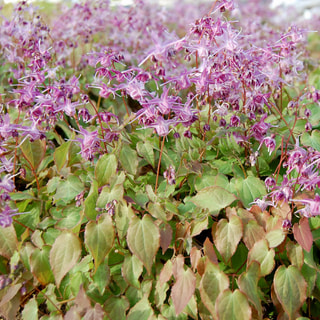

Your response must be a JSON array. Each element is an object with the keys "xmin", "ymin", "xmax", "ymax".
[{"xmin": 267, "ymin": 140, "xmax": 320, "ymax": 217}]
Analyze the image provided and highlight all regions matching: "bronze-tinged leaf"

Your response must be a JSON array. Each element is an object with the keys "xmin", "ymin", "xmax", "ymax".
[
  {"xmin": 243, "ymin": 220, "xmax": 266, "ymax": 250},
  {"xmin": 190, "ymin": 247, "xmax": 202, "ymax": 272},
  {"xmin": 159, "ymin": 260, "xmax": 173, "ymax": 286},
  {"xmin": 159, "ymin": 223, "xmax": 172, "ymax": 254},
  {"xmin": 172, "ymin": 255, "xmax": 185, "ymax": 279},
  {"xmin": 203, "ymin": 238, "xmax": 218, "ymax": 264},
  {"xmin": 271, "ymin": 201, "xmax": 292, "ymax": 221},
  {"xmin": 171, "ymin": 267, "xmax": 196, "ymax": 316},
  {"xmin": 293, "ymin": 217, "xmax": 313, "ymax": 252},
  {"xmin": 127, "ymin": 215, "xmax": 160, "ymax": 274}
]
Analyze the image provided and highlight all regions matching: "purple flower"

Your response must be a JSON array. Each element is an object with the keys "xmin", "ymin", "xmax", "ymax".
[
  {"xmin": 183, "ymin": 130, "xmax": 192, "ymax": 139},
  {"xmin": 282, "ymin": 219, "xmax": 292, "ymax": 229},
  {"xmin": 145, "ymin": 116, "xmax": 176, "ymax": 136},
  {"xmin": 263, "ymin": 136, "xmax": 276, "ymax": 155},
  {"xmin": 203, "ymin": 124, "xmax": 210, "ymax": 132},
  {"xmin": 305, "ymin": 122, "xmax": 312, "ymax": 132},
  {"xmin": 0, "ymin": 205, "xmax": 24, "ymax": 228},
  {"xmin": 163, "ymin": 165, "xmax": 176, "ymax": 185},
  {"xmin": 75, "ymin": 126, "xmax": 101, "ymax": 161},
  {"xmin": 230, "ymin": 115, "xmax": 240, "ymax": 127},
  {"xmin": 250, "ymin": 197, "xmax": 274, "ymax": 211},
  {"xmin": 293, "ymin": 195, "xmax": 320, "ymax": 218},
  {"xmin": 265, "ymin": 177, "xmax": 276, "ymax": 191},
  {"xmin": 0, "ymin": 174, "xmax": 18, "ymax": 193}
]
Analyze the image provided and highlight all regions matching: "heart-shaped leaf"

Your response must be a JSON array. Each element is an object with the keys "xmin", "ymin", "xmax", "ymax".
[
  {"xmin": 85, "ymin": 213, "xmax": 115, "ymax": 271},
  {"xmin": 127, "ymin": 215, "xmax": 160, "ymax": 274},
  {"xmin": 215, "ymin": 289, "xmax": 251, "ymax": 320},
  {"xmin": 199, "ymin": 261, "xmax": 229, "ymax": 317},
  {"xmin": 274, "ymin": 265, "xmax": 307, "ymax": 319},
  {"xmin": 189, "ymin": 186, "xmax": 237, "ymax": 216},
  {"xmin": 50, "ymin": 231, "xmax": 81, "ymax": 287},
  {"xmin": 214, "ymin": 215, "xmax": 243, "ymax": 262},
  {"xmin": 95, "ymin": 153, "xmax": 117, "ymax": 187},
  {"xmin": 248, "ymin": 239, "xmax": 275, "ymax": 276}
]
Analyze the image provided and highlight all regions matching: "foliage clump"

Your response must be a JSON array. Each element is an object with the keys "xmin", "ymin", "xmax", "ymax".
[{"xmin": 0, "ymin": 0, "xmax": 320, "ymax": 319}]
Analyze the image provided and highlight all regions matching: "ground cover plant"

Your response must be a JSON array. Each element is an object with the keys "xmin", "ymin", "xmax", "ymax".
[{"xmin": 0, "ymin": 0, "xmax": 320, "ymax": 318}]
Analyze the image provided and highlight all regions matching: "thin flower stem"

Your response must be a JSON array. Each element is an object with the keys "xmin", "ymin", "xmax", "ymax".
[
  {"xmin": 13, "ymin": 108, "xmax": 21, "ymax": 185},
  {"xmin": 155, "ymin": 136, "xmax": 166, "ymax": 194},
  {"xmin": 269, "ymin": 101, "xmax": 296, "ymax": 144},
  {"xmin": 23, "ymin": 155, "xmax": 40, "ymax": 193},
  {"xmin": 85, "ymin": 91, "xmax": 108, "ymax": 153},
  {"xmin": 122, "ymin": 94, "xmax": 131, "ymax": 117}
]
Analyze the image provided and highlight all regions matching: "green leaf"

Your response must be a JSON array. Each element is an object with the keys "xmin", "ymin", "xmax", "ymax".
[
  {"xmin": 20, "ymin": 138, "xmax": 46, "ymax": 170},
  {"xmin": 218, "ymin": 134, "xmax": 243, "ymax": 155},
  {"xmin": 0, "ymin": 224, "xmax": 17, "ymax": 259},
  {"xmin": 189, "ymin": 186, "xmax": 237, "ymax": 216},
  {"xmin": 49, "ymin": 231, "xmax": 81, "ymax": 287},
  {"xmin": 265, "ymin": 229, "xmax": 286, "ymax": 248},
  {"xmin": 16, "ymin": 202, "xmax": 40, "ymax": 230},
  {"xmin": 95, "ymin": 153, "xmax": 117, "ymax": 187},
  {"xmin": 120, "ymin": 144, "xmax": 138, "ymax": 175},
  {"xmin": 126, "ymin": 295, "xmax": 153, "ymax": 320},
  {"xmin": 21, "ymin": 297, "xmax": 38, "ymax": 320},
  {"xmin": 54, "ymin": 141, "xmax": 71, "ymax": 172},
  {"xmin": 56, "ymin": 207, "xmax": 81, "ymax": 229},
  {"xmin": 274, "ymin": 265, "xmax": 307, "ymax": 319},
  {"xmin": 30, "ymin": 246, "xmax": 54, "ymax": 285},
  {"xmin": 248, "ymin": 239, "xmax": 275, "ymax": 276},
  {"xmin": 287, "ymin": 241, "xmax": 304, "ymax": 269},
  {"xmin": 234, "ymin": 177, "xmax": 266, "ymax": 208},
  {"xmin": 115, "ymin": 201, "xmax": 134, "ymax": 240},
  {"xmin": 155, "ymin": 281, "xmax": 170, "ymax": 308},
  {"xmin": 199, "ymin": 261, "xmax": 229, "ymax": 317},
  {"xmin": 122, "ymin": 254, "xmax": 143, "ymax": 288},
  {"xmin": 92, "ymin": 263, "xmax": 110, "ymax": 295},
  {"xmin": 195, "ymin": 173, "xmax": 229, "ymax": 191},
  {"xmin": 96, "ymin": 183, "xmax": 124, "ymax": 208},
  {"xmin": 214, "ymin": 215, "xmax": 243, "ymax": 262},
  {"xmin": 85, "ymin": 213, "xmax": 115, "ymax": 271},
  {"xmin": 190, "ymin": 217, "xmax": 208, "ymax": 237},
  {"xmin": 53, "ymin": 175, "xmax": 84, "ymax": 203},
  {"xmin": 301, "ymin": 264, "xmax": 317, "ymax": 297},
  {"xmin": 84, "ymin": 179, "xmax": 99, "ymax": 220},
  {"xmin": 215, "ymin": 289, "xmax": 251, "ymax": 320},
  {"xmin": 301, "ymin": 130, "xmax": 320, "ymax": 151},
  {"xmin": 137, "ymin": 141, "xmax": 155, "ymax": 167},
  {"xmin": 238, "ymin": 261, "xmax": 262, "ymax": 319},
  {"xmin": 105, "ymin": 297, "xmax": 129, "ymax": 320},
  {"xmin": 127, "ymin": 215, "xmax": 160, "ymax": 274}
]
